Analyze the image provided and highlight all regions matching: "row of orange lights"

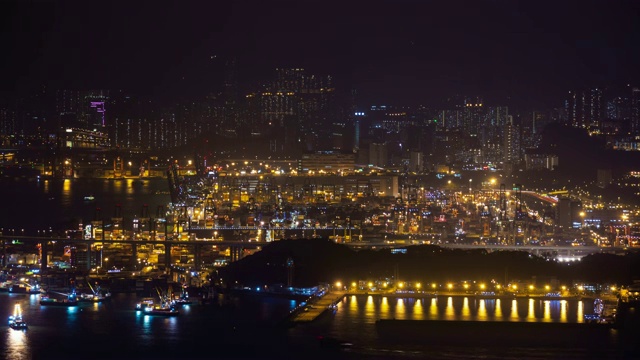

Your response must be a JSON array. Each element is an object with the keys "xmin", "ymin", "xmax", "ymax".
[{"xmin": 334, "ymin": 281, "xmax": 615, "ymax": 292}]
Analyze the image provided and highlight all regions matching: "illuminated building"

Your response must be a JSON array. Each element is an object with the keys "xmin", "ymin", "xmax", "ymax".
[
  {"xmin": 462, "ymin": 97, "xmax": 483, "ymax": 135},
  {"xmin": 298, "ymin": 152, "xmax": 355, "ymax": 173},
  {"xmin": 503, "ymin": 115, "xmax": 519, "ymax": 163},
  {"xmin": 565, "ymin": 88, "xmax": 602, "ymax": 130},
  {"xmin": 0, "ymin": 108, "xmax": 17, "ymax": 138},
  {"xmin": 56, "ymin": 90, "xmax": 82, "ymax": 128},
  {"xmin": 60, "ymin": 128, "xmax": 109, "ymax": 149},
  {"xmin": 524, "ymin": 152, "xmax": 558, "ymax": 170}
]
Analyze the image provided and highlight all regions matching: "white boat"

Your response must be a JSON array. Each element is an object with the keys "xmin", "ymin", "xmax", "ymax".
[{"xmin": 8, "ymin": 304, "xmax": 27, "ymax": 330}]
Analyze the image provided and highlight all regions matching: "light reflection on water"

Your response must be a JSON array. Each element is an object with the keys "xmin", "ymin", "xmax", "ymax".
[
  {"xmin": 6, "ymin": 328, "xmax": 29, "ymax": 360},
  {"xmin": 319, "ymin": 295, "xmax": 595, "ymax": 353},
  {"xmin": 414, "ymin": 299, "xmax": 423, "ymax": 318},
  {"xmin": 477, "ymin": 299, "xmax": 487, "ymax": 320},
  {"xmin": 445, "ymin": 297, "xmax": 454, "ymax": 317},
  {"xmin": 461, "ymin": 297, "xmax": 471, "ymax": 319},
  {"xmin": 495, "ymin": 298, "xmax": 503, "ymax": 317},
  {"xmin": 527, "ymin": 298, "xmax": 536, "ymax": 322},
  {"xmin": 396, "ymin": 298, "xmax": 406, "ymax": 320},
  {"xmin": 335, "ymin": 295, "xmax": 589, "ymax": 323}
]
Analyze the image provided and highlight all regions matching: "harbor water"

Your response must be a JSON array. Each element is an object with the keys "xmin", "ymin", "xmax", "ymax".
[
  {"xmin": 4, "ymin": 292, "xmax": 640, "ymax": 359},
  {"xmin": 1, "ymin": 177, "xmax": 170, "ymax": 231}
]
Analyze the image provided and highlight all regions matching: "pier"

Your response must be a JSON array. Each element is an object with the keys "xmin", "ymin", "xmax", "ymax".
[{"xmin": 290, "ymin": 291, "xmax": 345, "ymax": 323}]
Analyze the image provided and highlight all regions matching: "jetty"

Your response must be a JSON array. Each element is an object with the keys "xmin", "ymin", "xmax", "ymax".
[{"xmin": 290, "ymin": 291, "xmax": 345, "ymax": 323}]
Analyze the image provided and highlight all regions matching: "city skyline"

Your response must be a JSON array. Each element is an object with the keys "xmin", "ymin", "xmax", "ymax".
[{"xmin": 2, "ymin": 0, "xmax": 640, "ymax": 109}]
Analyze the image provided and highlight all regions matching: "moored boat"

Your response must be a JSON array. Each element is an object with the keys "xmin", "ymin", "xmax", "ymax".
[
  {"xmin": 584, "ymin": 298, "xmax": 617, "ymax": 324},
  {"xmin": 40, "ymin": 292, "xmax": 78, "ymax": 306},
  {"xmin": 135, "ymin": 287, "xmax": 180, "ymax": 316},
  {"xmin": 78, "ymin": 292, "xmax": 112, "ymax": 303},
  {"xmin": 9, "ymin": 283, "xmax": 42, "ymax": 294},
  {"xmin": 77, "ymin": 283, "xmax": 112, "ymax": 303},
  {"xmin": 171, "ymin": 289, "xmax": 193, "ymax": 306},
  {"xmin": 143, "ymin": 306, "xmax": 180, "ymax": 316},
  {"xmin": 136, "ymin": 299, "xmax": 179, "ymax": 316}
]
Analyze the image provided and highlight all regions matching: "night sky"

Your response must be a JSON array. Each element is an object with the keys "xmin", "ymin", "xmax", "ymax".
[{"xmin": 2, "ymin": 0, "xmax": 639, "ymax": 108}]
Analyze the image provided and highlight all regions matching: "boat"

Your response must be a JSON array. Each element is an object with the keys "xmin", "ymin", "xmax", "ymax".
[
  {"xmin": 135, "ymin": 288, "xmax": 180, "ymax": 316},
  {"xmin": 78, "ymin": 292, "xmax": 112, "ymax": 303},
  {"xmin": 142, "ymin": 306, "xmax": 180, "ymax": 316},
  {"xmin": 83, "ymin": 195, "xmax": 95, "ymax": 201},
  {"xmin": 171, "ymin": 288, "xmax": 193, "ymax": 307},
  {"xmin": 584, "ymin": 298, "xmax": 617, "ymax": 324},
  {"xmin": 135, "ymin": 299, "xmax": 179, "ymax": 316},
  {"xmin": 171, "ymin": 297, "xmax": 193, "ymax": 306},
  {"xmin": 77, "ymin": 283, "xmax": 111, "ymax": 303},
  {"xmin": 9, "ymin": 283, "xmax": 42, "ymax": 295},
  {"xmin": 8, "ymin": 304, "xmax": 27, "ymax": 330},
  {"xmin": 40, "ymin": 292, "xmax": 78, "ymax": 307},
  {"xmin": 474, "ymin": 291, "xmax": 499, "ymax": 299}
]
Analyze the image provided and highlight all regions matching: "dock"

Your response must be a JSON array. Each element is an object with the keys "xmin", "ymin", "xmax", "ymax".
[{"xmin": 290, "ymin": 291, "xmax": 345, "ymax": 323}]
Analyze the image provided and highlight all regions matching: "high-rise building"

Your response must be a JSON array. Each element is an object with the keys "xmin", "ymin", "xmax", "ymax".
[
  {"xmin": 56, "ymin": 90, "xmax": 82, "ymax": 128},
  {"xmin": 0, "ymin": 108, "xmax": 16, "ymax": 137},
  {"xmin": 222, "ymin": 57, "xmax": 239, "ymax": 130},
  {"xmin": 462, "ymin": 97, "xmax": 483, "ymax": 135},
  {"xmin": 565, "ymin": 88, "xmax": 602, "ymax": 130},
  {"xmin": 631, "ymin": 87, "xmax": 640, "ymax": 135},
  {"xmin": 606, "ymin": 96, "xmax": 630, "ymax": 122},
  {"xmin": 83, "ymin": 90, "xmax": 109, "ymax": 129},
  {"xmin": 248, "ymin": 68, "xmax": 335, "ymax": 150},
  {"xmin": 56, "ymin": 90, "xmax": 109, "ymax": 130},
  {"xmin": 369, "ymin": 143, "xmax": 388, "ymax": 168},
  {"xmin": 503, "ymin": 115, "xmax": 518, "ymax": 163}
]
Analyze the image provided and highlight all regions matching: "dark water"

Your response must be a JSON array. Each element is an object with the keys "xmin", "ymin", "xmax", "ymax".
[
  {"xmin": 4, "ymin": 292, "xmax": 639, "ymax": 360},
  {"xmin": 1, "ymin": 178, "xmax": 170, "ymax": 232},
  {"xmin": 288, "ymin": 295, "xmax": 640, "ymax": 359},
  {"xmin": 1, "ymin": 292, "xmax": 299, "ymax": 360}
]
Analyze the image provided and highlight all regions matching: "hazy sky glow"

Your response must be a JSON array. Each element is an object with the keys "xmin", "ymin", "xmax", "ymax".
[{"xmin": 2, "ymin": 0, "xmax": 639, "ymax": 108}]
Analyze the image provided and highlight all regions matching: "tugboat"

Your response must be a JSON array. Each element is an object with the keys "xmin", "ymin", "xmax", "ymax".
[
  {"xmin": 40, "ymin": 291, "xmax": 78, "ymax": 307},
  {"xmin": 8, "ymin": 304, "xmax": 28, "ymax": 330}
]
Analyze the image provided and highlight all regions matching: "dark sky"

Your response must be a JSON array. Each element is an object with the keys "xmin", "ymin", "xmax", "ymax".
[{"xmin": 1, "ymin": 0, "xmax": 639, "ymax": 108}]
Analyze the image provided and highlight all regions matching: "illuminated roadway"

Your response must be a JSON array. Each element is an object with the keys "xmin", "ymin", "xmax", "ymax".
[{"xmin": 0, "ymin": 235, "xmax": 621, "ymax": 254}]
